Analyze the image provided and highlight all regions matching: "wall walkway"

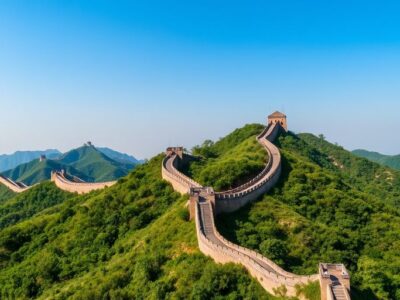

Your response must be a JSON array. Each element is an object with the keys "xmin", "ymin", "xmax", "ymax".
[
  {"xmin": 51, "ymin": 171, "xmax": 116, "ymax": 194},
  {"xmin": 0, "ymin": 175, "xmax": 30, "ymax": 193}
]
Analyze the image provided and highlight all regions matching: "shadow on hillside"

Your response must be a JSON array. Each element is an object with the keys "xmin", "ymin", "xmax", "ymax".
[{"xmin": 350, "ymin": 286, "xmax": 379, "ymax": 300}]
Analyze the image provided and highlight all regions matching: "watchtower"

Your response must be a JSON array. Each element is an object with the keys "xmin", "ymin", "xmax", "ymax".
[
  {"xmin": 268, "ymin": 111, "xmax": 287, "ymax": 131},
  {"xmin": 166, "ymin": 147, "xmax": 184, "ymax": 159}
]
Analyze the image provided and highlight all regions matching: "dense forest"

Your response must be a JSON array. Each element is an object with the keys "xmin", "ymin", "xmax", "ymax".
[
  {"xmin": 0, "ymin": 185, "xmax": 15, "ymax": 204},
  {"xmin": 0, "ymin": 124, "xmax": 399, "ymax": 299}
]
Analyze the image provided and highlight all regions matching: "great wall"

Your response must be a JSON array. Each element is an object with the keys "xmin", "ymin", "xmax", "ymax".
[
  {"xmin": 0, "ymin": 142, "xmax": 118, "ymax": 194},
  {"xmin": 0, "ymin": 112, "xmax": 351, "ymax": 299},
  {"xmin": 0, "ymin": 169, "xmax": 116, "ymax": 194},
  {"xmin": 0, "ymin": 174, "xmax": 30, "ymax": 193},
  {"xmin": 50, "ymin": 170, "xmax": 116, "ymax": 194},
  {"xmin": 162, "ymin": 112, "xmax": 351, "ymax": 300}
]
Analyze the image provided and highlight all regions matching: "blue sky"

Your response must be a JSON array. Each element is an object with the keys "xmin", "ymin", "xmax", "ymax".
[{"xmin": 1, "ymin": 1, "xmax": 400, "ymax": 158}]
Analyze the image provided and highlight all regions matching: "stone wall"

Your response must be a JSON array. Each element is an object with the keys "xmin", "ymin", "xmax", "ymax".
[
  {"xmin": 51, "ymin": 171, "xmax": 116, "ymax": 194},
  {"xmin": 161, "ymin": 118, "xmax": 350, "ymax": 299},
  {"xmin": 0, "ymin": 175, "xmax": 30, "ymax": 193},
  {"xmin": 214, "ymin": 123, "xmax": 282, "ymax": 214},
  {"xmin": 195, "ymin": 201, "xmax": 318, "ymax": 296},
  {"xmin": 161, "ymin": 152, "xmax": 202, "ymax": 194},
  {"xmin": 319, "ymin": 263, "xmax": 351, "ymax": 300}
]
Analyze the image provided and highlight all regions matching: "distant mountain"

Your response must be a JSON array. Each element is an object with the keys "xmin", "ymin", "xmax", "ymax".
[
  {"xmin": 0, "ymin": 150, "xmax": 61, "ymax": 172},
  {"xmin": 1, "ymin": 145, "xmax": 137, "ymax": 185},
  {"xmin": 97, "ymin": 147, "xmax": 142, "ymax": 165},
  {"xmin": 2, "ymin": 158, "xmax": 90, "ymax": 186},
  {"xmin": 57, "ymin": 145, "xmax": 136, "ymax": 182},
  {"xmin": 352, "ymin": 149, "xmax": 400, "ymax": 170}
]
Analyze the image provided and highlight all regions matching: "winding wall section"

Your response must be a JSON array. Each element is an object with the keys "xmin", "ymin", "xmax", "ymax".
[
  {"xmin": 51, "ymin": 171, "xmax": 116, "ymax": 194},
  {"xmin": 161, "ymin": 117, "xmax": 350, "ymax": 299},
  {"xmin": 0, "ymin": 174, "xmax": 30, "ymax": 193}
]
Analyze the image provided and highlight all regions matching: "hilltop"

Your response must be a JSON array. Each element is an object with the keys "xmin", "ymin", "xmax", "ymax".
[
  {"xmin": 0, "ymin": 124, "xmax": 399, "ymax": 299},
  {"xmin": 353, "ymin": 149, "xmax": 400, "ymax": 170},
  {"xmin": 0, "ymin": 150, "xmax": 61, "ymax": 172},
  {"xmin": 1, "ymin": 145, "xmax": 137, "ymax": 185}
]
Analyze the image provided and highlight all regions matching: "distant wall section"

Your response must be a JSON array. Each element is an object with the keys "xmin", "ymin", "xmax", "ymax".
[{"xmin": 51, "ymin": 171, "xmax": 116, "ymax": 194}]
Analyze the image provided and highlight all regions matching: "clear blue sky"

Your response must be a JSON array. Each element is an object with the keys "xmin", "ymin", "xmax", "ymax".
[{"xmin": 1, "ymin": 0, "xmax": 400, "ymax": 159}]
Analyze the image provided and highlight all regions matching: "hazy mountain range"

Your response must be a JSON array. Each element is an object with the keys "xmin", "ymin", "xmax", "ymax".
[
  {"xmin": 0, "ymin": 145, "xmax": 142, "ymax": 185},
  {"xmin": 352, "ymin": 149, "xmax": 400, "ymax": 170},
  {"xmin": 0, "ymin": 150, "xmax": 61, "ymax": 172}
]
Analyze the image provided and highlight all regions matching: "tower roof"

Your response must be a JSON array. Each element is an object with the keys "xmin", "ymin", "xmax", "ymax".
[{"xmin": 268, "ymin": 111, "xmax": 286, "ymax": 118}]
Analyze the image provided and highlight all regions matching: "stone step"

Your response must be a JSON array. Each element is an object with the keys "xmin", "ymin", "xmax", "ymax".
[{"xmin": 331, "ymin": 284, "xmax": 347, "ymax": 300}]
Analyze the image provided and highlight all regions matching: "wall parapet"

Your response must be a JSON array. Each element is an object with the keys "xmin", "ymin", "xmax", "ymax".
[
  {"xmin": 51, "ymin": 171, "xmax": 116, "ymax": 194},
  {"xmin": 214, "ymin": 123, "xmax": 281, "ymax": 202},
  {"xmin": 161, "ymin": 152, "xmax": 202, "ymax": 194},
  {"xmin": 0, "ymin": 174, "xmax": 30, "ymax": 193},
  {"xmin": 195, "ymin": 201, "xmax": 318, "ymax": 296}
]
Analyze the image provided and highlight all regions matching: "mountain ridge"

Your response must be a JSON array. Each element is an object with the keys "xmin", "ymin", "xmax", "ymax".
[
  {"xmin": 1, "ymin": 145, "xmax": 137, "ymax": 185},
  {"xmin": 0, "ymin": 150, "xmax": 61, "ymax": 172},
  {"xmin": 352, "ymin": 149, "xmax": 400, "ymax": 170}
]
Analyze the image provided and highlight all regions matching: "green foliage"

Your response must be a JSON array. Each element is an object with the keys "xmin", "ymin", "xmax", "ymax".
[
  {"xmin": 178, "ymin": 207, "xmax": 190, "ymax": 221},
  {"xmin": 192, "ymin": 123, "xmax": 265, "ymax": 158},
  {"xmin": 58, "ymin": 145, "xmax": 135, "ymax": 182},
  {"xmin": 2, "ymin": 145, "xmax": 135, "ymax": 185},
  {"xmin": 297, "ymin": 133, "xmax": 400, "ymax": 207},
  {"xmin": 2, "ymin": 158, "xmax": 88, "ymax": 185},
  {"xmin": 0, "ymin": 185, "xmax": 15, "ymax": 204},
  {"xmin": 0, "ymin": 154, "xmax": 278, "ymax": 299},
  {"xmin": 216, "ymin": 131, "xmax": 400, "ymax": 299},
  {"xmin": 0, "ymin": 182, "xmax": 73, "ymax": 229},
  {"xmin": 187, "ymin": 124, "xmax": 267, "ymax": 191},
  {"xmin": 295, "ymin": 281, "xmax": 320, "ymax": 300},
  {"xmin": 353, "ymin": 149, "xmax": 400, "ymax": 170},
  {"xmin": 2, "ymin": 124, "xmax": 400, "ymax": 299}
]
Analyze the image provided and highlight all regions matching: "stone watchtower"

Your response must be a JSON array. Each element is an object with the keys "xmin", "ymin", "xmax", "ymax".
[
  {"xmin": 166, "ymin": 147, "xmax": 184, "ymax": 159},
  {"xmin": 268, "ymin": 111, "xmax": 287, "ymax": 131}
]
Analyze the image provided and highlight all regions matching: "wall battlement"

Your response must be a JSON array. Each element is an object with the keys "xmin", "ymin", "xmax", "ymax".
[
  {"xmin": 51, "ymin": 171, "xmax": 116, "ymax": 194},
  {"xmin": 0, "ymin": 174, "xmax": 30, "ymax": 193}
]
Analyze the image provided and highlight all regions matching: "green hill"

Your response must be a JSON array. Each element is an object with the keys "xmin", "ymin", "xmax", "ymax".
[
  {"xmin": 2, "ymin": 158, "xmax": 90, "ymax": 186},
  {"xmin": 0, "ymin": 182, "xmax": 74, "ymax": 230},
  {"xmin": 0, "ymin": 125, "xmax": 399, "ymax": 299},
  {"xmin": 0, "ymin": 150, "xmax": 61, "ymax": 172},
  {"xmin": 58, "ymin": 145, "xmax": 134, "ymax": 182},
  {"xmin": 352, "ymin": 149, "xmax": 400, "ymax": 170},
  {"xmin": 2, "ymin": 145, "xmax": 136, "ymax": 185},
  {"xmin": 0, "ymin": 185, "xmax": 15, "ymax": 204}
]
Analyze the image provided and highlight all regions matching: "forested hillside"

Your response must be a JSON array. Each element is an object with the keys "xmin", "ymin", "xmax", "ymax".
[
  {"xmin": 0, "ymin": 154, "xmax": 272, "ymax": 299},
  {"xmin": 353, "ymin": 149, "xmax": 400, "ymax": 171},
  {"xmin": 0, "ymin": 124, "xmax": 399, "ymax": 299},
  {"xmin": 0, "ymin": 150, "xmax": 61, "ymax": 172},
  {"xmin": 2, "ymin": 145, "xmax": 136, "ymax": 185},
  {"xmin": 0, "ymin": 185, "xmax": 15, "ymax": 204},
  {"xmin": 214, "ymin": 132, "xmax": 400, "ymax": 300}
]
